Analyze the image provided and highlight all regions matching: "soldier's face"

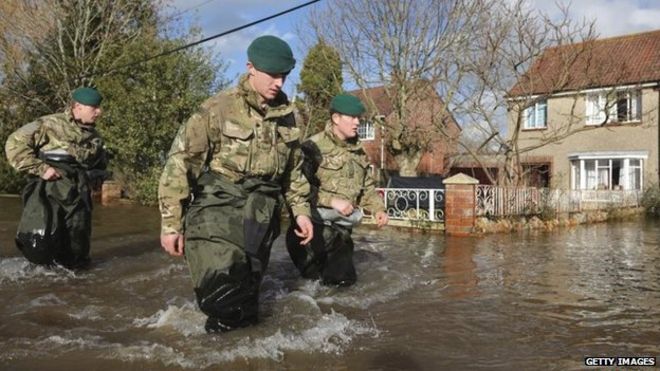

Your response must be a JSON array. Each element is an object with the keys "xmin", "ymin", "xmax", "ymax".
[
  {"xmin": 247, "ymin": 63, "xmax": 287, "ymax": 101},
  {"xmin": 331, "ymin": 113, "xmax": 360, "ymax": 140},
  {"xmin": 72, "ymin": 102, "xmax": 102, "ymax": 124}
]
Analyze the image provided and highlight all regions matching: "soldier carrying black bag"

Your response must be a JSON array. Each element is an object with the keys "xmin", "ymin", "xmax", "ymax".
[
  {"xmin": 286, "ymin": 94, "xmax": 389, "ymax": 287},
  {"xmin": 5, "ymin": 87, "xmax": 108, "ymax": 269}
]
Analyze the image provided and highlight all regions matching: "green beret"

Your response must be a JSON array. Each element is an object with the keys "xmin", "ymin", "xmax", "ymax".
[
  {"xmin": 72, "ymin": 87, "xmax": 102, "ymax": 107},
  {"xmin": 247, "ymin": 35, "xmax": 296, "ymax": 74},
  {"xmin": 330, "ymin": 94, "xmax": 366, "ymax": 116}
]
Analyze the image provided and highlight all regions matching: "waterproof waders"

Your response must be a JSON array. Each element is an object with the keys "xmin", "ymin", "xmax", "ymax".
[
  {"xmin": 184, "ymin": 172, "xmax": 282, "ymax": 333},
  {"xmin": 15, "ymin": 153, "xmax": 93, "ymax": 269},
  {"xmin": 286, "ymin": 220, "xmax": 356, "ymax": 287}
]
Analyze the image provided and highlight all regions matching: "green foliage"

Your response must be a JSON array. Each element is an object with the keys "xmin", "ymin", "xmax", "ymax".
[
  {"xmin": 297, "ymin": 39, "xmax": 343, "ymax": 137},
  {"xmin": 96, "ymin": 36, "xmax": 224, "ymax": 204},
  {"xmin": 0, "ymin": 0, "xmax": 226, "ymax": 202},
  {"xmin": 129, "ymin": 165, "xmax": 164, "ymax": 206},
  {"xmin": 0, "ymin": 166, "xmax": 25, "ymax": 194},
  {"xmin": 641, "ymin": 183, "xmax": 660, "ymax": 215}
]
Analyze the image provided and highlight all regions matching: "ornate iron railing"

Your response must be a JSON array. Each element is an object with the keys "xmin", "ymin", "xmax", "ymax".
[
  {"xmin": 475, "ymin": 185, "xmax": 643, "ymax": 217},
  {"xmin": 376, "ymin": 188, "xmax": 445, "ymax": 222}
]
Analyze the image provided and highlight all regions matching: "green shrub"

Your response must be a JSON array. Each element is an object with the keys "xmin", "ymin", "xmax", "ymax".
[{"xmin": 641, "ymin": 184, "xmax": 660, "ymax": 215}]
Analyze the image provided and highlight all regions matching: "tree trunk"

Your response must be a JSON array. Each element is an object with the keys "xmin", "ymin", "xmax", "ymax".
[{"xmin": 395, "ymin": 152, "xmax": 423, "ymax": 177}]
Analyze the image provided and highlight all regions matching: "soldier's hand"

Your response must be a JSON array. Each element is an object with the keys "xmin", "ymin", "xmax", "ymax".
[
  {"xmin": 375, "ymin": 211, "xmax": 389, "ymax": 228},
  {"xmin": 294, "ymin": 215, "xmax": 314, "ymax": 245},
  {"xmin": 330, "ymin": 198, "xmax": 354, "ymax": 216},
  {"xmin": 41, "ymin": 166, "xmax": 61, "ymax": 181},
  {"xmin": 161, "ymin": 233, "xmax": 185, "ymax": 257}
]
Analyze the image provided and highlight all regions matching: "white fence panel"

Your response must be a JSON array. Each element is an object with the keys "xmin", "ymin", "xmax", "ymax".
[
  {"xmin": 476, "ymin": 185, "xmax": 642, "ymax": 217},
  {"xmin": 377, "ymin": 188, "xmax": 445, "ymax": 222}
]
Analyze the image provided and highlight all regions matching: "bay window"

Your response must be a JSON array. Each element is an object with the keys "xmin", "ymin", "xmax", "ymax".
[{"xmin": 569, "ymin": 152, "xmax": 646, "ymax": 190}]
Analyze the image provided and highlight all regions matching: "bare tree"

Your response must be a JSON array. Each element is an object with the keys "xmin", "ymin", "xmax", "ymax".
[
  {"xmin": 449, "ymin": 0, "xmax": 598, "ymax": 185},
  {"xmin": 0, "ymin": 0, "xmax": 158, "ymax": 110},
  {"xmin": 306, "ymin": 0, "xmax": 480, "ymax": 176},
  {"xmin": 453, "ymin": 0, "xmax": 660, "ymax": 187},
  {"xmin": 306, "ymin": 0, "xmax": 656, "ymax": 186}
]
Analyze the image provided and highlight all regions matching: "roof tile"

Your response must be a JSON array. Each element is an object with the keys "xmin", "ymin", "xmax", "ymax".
[{"xmin": 509, "ymin": 29, "xmax": 660, "ymax": 96}]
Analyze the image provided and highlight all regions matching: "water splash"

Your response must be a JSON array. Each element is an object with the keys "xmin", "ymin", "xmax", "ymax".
[
  {"xmin": 220, "ymin": 310, "xmax": 379, "ymax": 361},
  {"xmin": 0, "ymin": 258, "xmax": 79, "ymax": 284},
  {"xmin": 119, "ymin": 263, "xmax": 187, "ymax": 285},
  {"xmin": 67, "ymin": 306, "xmax": 103, "ymax": 321},
  {"xmin": 127, "ymin": 310, "xmax": 378, "ymax": 367},
  {"xmin": 133, "ymin": 300, "xmax": 205, "ymax": 336}
]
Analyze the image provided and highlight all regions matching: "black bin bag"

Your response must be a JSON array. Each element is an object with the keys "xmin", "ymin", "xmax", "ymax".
[
  {"xmin": 15, "ymin": 151, "xmax": 92, "ymax": 267},
  {"xmin": 15, "ymin": 178, "xmax": 62, "ymax": 265}
]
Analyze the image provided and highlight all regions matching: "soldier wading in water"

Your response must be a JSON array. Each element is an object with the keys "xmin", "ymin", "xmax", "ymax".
[
  {"xmin": 5, "ymin": 87, "xmax": 108, "ymax": 269},
  {"xmin": 158, "ymin": 35, "xmax": 313, "ymax": 333},
  {"xmin": 286, "ymin": 94, "xmax": 389, "ymax": 287}
]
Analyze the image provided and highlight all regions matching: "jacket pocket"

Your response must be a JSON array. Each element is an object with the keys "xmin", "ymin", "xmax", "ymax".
[
  {"xmin": 219, "ymin": 120, "xmax": 254, "ymax": 172},
  {"xmin": 319, "ymin": 154, "xmax": 345, "ymax": 171}
]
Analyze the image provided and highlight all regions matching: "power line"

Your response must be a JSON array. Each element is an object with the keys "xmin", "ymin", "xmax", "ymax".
[{"xmin": 92, "ymin": 0, "xmax": 322, "ymax": 78}]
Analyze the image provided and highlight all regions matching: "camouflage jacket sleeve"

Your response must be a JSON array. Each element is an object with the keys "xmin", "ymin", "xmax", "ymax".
[
  {"xmin": 5, "ymin": 120, "xmax": 49, "ymax": 177},
  {"xmin": 359, "ymin": 156, "xmax": 386, "ymax": 214},
  {"xmin": 282, "ymin": 144, "xmax": 311, "ymax": 218},
  {"xmin": 158, "ymin": 110, "xmax": 211, "ymax": 235}
]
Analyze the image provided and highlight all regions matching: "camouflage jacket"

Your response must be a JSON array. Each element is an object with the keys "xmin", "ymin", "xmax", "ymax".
[
  {"xmin": 297, "ymin": 122, "xmax": 385, "ymax": 214},
  {"xmin": 5, "ymin": 109, "xmax": 107, "ymax": 177},
  {"xmin": 158, "ymin": 74, "xmax": 310, "ymax": 234}
]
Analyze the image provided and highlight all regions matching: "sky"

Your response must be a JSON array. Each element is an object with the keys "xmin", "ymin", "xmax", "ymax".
[
  {"xmin": 162, "ymin": 0, "xmax": 316, "ymax": 95},
  {"xmin": 161, "ymin": 0, "xmax": 660, "ymax": 97}
]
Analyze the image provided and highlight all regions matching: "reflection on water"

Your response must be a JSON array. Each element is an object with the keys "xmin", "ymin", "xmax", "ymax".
[{"xmin": 1, "ymin": 196, "xmax": 659, "ymax": 370}]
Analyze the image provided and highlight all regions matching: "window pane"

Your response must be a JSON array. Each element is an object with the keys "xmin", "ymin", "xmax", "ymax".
[
  {"xmin": 617, "ymin": 92, "xmax": 628, "ymax": 122},
  {"xmin": 629, "ymin": 165, "xmax": 641, "ymax": 190},
  {"xmin": 359, "ymin": 121, "xmax": 374, "ymax": 140},
  {"xmin": 524, "ymin": 101, "xmax": 547, "ymax": 129},
  {"xmin": 536, "ymin": 102, "xmax": 547, "ymax": 127},
  {"xmin": 632, "ymin": 91, "xmax": 641, "ymax": 120},
  {"xmin": 612, "ymin": 159, "xmax": 622, "ymax": 188},
  {"xmin": 633, "ymin": 169, "xmax": 641, "ymax": 190},
  {"xmin": 571, "ymin": 161, "xmax": 580, "ymax": 190},
  {"xmin": 600, "ymin": 94, "xmax": 609, "ymax": 123},
  {"xmin": 586, "ymin": 94, "xmax": 605, "ymax": 124},
  {"xmin": 524, "ymin": 106, "xmax": 534, "ymax": 128},
  {"xmin": 598, "ymin": 168, "xmax": 610, "ymax": 189},
  {"xmin": 585, "ymin": 160, "xmax": 597, "ymax": 189}
]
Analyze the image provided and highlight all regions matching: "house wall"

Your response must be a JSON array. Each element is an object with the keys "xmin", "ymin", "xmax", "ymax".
[
  {"xmin": 360, "ymin": 93, "xmax": 460, "ymax": 178},
  {"xmin": 361, "ymin": 123, "xmax": 398, "ymax": 174},
  {"xmin": 511, "ymin": 87, "xmax": 659, "ymax": 189}
]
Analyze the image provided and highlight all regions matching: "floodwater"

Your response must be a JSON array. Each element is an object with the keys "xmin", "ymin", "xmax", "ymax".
[{"xmin": 0, "ymin": 196, "xmax": 658, "ymax": 370}]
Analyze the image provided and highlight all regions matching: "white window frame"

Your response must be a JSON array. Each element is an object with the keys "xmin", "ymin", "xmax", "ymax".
[
  {"xmin": 569, "ymin": 152, "xmax": 646, "ymax": 190},
  {"xmin": 586, "ymin": 90, "xmax": 641, "ymax": 125},
  {"xmin": 523, "ymin": 100, "xmax": 547, "ymax": 129},
  {"xmin": 615, "ymin": 90, "xmax": 641, "ymax": 123},
  {"xmin": 586, "ymin": 92, "xmax": 609, "ymax": 125},
  {"xmin": 358, "ymin": 120, "xmax": 375, "ymax": 141}
]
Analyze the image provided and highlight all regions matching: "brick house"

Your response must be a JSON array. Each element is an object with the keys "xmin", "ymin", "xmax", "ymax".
[
  {"xmin": 507, "ymin": 29, "xmax": 660, "ymax": 190},
  {"xmin": 349, "ymin": 82, "xmax": 461, "ymax": 180}
]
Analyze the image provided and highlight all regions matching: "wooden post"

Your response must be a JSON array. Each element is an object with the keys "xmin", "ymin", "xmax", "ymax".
[{"xmin": 443, "ymin": 173, "xmax": 479, "ymax": 237}]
